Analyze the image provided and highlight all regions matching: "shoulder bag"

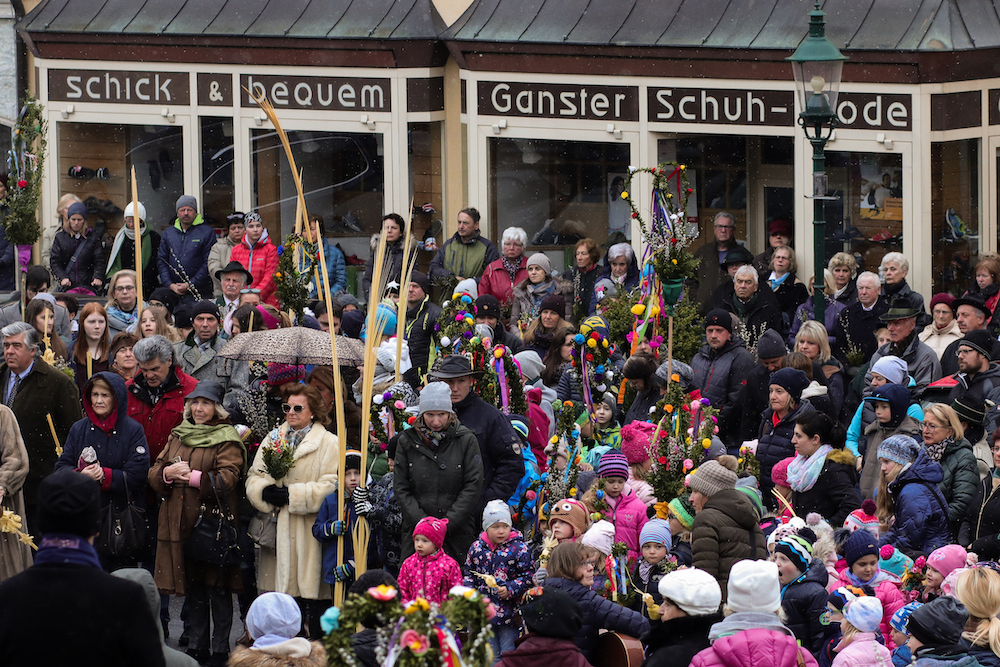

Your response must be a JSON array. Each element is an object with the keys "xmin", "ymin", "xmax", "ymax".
[
  {"xmin": 248, "ymin": 507, "xmax": 278, "ymax": 549},
  {"xmin": 97, "ymin": 470, "xmax": 146, "ymax": 559},
  {"xmin": 185, "ymin": 472, "xmax": 241, "ymax": 568}
]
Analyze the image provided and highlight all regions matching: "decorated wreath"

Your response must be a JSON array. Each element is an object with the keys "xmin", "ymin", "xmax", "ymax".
[
  {"xmin": 646, "ymin": 380, "xmax": 720, "ymax": 503},
  {"xmin": 274, "ymin": 234, "xmax": 312, "ymax": 321}
]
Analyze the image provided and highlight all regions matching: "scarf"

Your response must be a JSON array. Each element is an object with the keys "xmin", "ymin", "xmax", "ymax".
[
  {"xmin": 526, "ymin": 279, "xmax": 557, "ymax": 314},
  {"xmin": 417, "ymin": 421, "xmax": 449, "ymax": 448},
  {"xmin": 925, "ymin": 435, "xmax": 953, "ymax": 463},
  {"xmin": 638, "ymin": 560, "xmax": 655, "ymax": 584},
  {"xmin": 887, "ymin": 330, "xmax": 916, "ymax": 359},
  {"xmin": 845, "ymin": 566, "xmax": 890, "ymax": 588},
  {"xmin": 35, "ymin": 533, "xmax": 103, "ymax": 569},
  {"xmin": 172, "ymin": 419, "xmax": 242, "ymax": 448},
  {"xmin": 106, "ymin": 303, "xmax": 138, "ymax": 329},
  {"xmin": 834, "ymin": 283, "xmax": 850, "ymax": 301},
  {"xmin": 287, "ymin": 424, "xmax": 313, "ymax": 450},
  {"xmin": 106, "ymin": 221, "xmax": 151, "ymax": 275},
  {"xmin": 769, "ymin": 271, "xmax": 790, "ymax": 292},
  {"xmin": 502, "ymin": 256, "xmax": 522, "ymax": 283},
  {"xmin": 786, "ymin": 444, "xmax": 833, "ymax": 492}
]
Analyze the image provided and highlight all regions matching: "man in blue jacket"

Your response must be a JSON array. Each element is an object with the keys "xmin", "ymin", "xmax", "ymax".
[{"xmin": 157, "ymin": 195, "xmax": 216, "ymax": 303}]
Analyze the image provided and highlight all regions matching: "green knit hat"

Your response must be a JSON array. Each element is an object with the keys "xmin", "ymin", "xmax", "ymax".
[{"xmin": 667, "ymin": 496, "xmax": 696, "ymax": 531}]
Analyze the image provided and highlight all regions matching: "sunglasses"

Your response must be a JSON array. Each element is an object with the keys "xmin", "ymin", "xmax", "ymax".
[
  {"xmin": 240, "ymin": 288, "xmax": 261, "ymax": 294},
  {"xmin": 281, "ymin": 404, "xmax": 307, "ymax": 414}
]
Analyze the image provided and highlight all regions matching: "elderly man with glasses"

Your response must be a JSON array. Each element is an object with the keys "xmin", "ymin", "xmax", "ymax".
[
  {"xmin": 172, "ymin": 301, "xmax": 249, "ymax": 413},
  {"xmin": 693, "ymin": 211, "xmax": 742, "ymax": 313}
]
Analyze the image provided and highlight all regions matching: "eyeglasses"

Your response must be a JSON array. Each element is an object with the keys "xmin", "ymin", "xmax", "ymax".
[
  {"xmin": 114, "ymin": 285, "xmax": 136, "ymax": 293},
  {"xmin": 922, "ymin": 422, "xmax": 946, "ymax": 431},
  {"xmin": 281, "ymin": 404, "xmax": 307, "ymax": 414},
  {"xmin": 714, "ymin": 224, "xmax": 734, "ymax": 230}
]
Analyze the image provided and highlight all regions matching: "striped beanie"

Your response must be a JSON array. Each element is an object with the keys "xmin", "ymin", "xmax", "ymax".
[
  {"xmin": 844, "ymin": 499, "xmax": 879, "ymax": 536},
  {"xmin": 667, "ymin": 496, "xmax": 695, "ymax": 531},
  {"xmin": 775, "ymin": 529, "xmax": 816, "ymax": 573},
  {"xmin": 598, "ymin": 450, "xmax": 630, "ymax": 480},
  {"xmin": 639, "ymin": 519, "xmax": 672, "ymax": 547},
  {"xmin": 828, "ymin": 585, "xmax": 868, "ymax": 612}
]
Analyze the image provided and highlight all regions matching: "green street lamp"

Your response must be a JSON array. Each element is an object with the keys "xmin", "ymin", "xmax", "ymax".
[{"xmin": 788, "ymin": 1, "xmax": 847, "ymax": 325}]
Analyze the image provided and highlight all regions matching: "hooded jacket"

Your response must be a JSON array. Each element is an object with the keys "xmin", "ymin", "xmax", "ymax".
[
  {"xmin": 55, "ymin": 372, "xmax": 150, "ymax": 514},
  {"xmin": 880, "ymin": 450, "xmax": 952, "ymax": 557},
  {"xmin": 692, "ymin": 337, "xmax": 756, "ymax": 449},
  {"xmin": 495, "ymin": 634, "xmax": 591, "ymax": 667},
  {"xmin": 691, "ymin": 627, "xmax": 820, "ymax": 667},
  {"xmin": 781, "ymin": 558, "xmax": 834, "ymax": 655},
  {"xmin": 859, "ymin": 383, "xmax": 923, "ymax": 499},
  {"xmin": 691, "ymin": 488, "xmax": 768, "ymax": 598},
  {"xmin": 229, "ymin": 229, "xmax": 279, "ymax": 307},
  {"xmin": 157, "ymin": 215, "xmax": 216, "ymax": 300},
  {"xmin": 757, "ymin": 400, "xmax": 815, "ymax": 505},
  {"xmin": 228, "ymin": 642, "xmax": 327, "ymax": 667},
  {"xmin": 791, "ymin": 448, "xmax": 862, "ymax": 527}
]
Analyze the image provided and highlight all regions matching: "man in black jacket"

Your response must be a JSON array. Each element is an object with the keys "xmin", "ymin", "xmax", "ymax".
[
  {"xmin": 0, "ymin": 468, "xmax": 165, "ymax": 667},
  {"xmin": 430, "ymin": 355, "xmax": 523, "ymax": 514},
  {"xmin": 403, "ymin": 271, "xmax": 442, "ymax": 388},
  {"xmin": 833, "ymin": 271, "xmax": 887, "ymax": 367},
  {"xmin": 474, "ymin": 294, "xmax": 523, "ymax": 353}
]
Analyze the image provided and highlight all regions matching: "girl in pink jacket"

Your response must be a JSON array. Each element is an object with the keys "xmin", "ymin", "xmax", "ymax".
[
  {"xmin": 832, "ymin": 597, "xmax": 892, "ymax": 667},
  {"xmin": 837, "ymin": 531, "xmax": 905, "ymax": 648},
  {"xmin": 586, "ymin": 450, "xmax": 648, "ymax": 560},
  {"xmin": 397, "ymin": 517, "xmax": 463, "ymax": 604}
]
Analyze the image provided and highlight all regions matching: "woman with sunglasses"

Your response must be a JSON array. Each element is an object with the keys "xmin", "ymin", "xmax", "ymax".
[{"xmin": 246, "ymin": 384, "xmax": 339, "ymax": 639}]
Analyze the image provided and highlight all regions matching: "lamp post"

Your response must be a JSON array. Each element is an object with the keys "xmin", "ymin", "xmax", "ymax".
[{"xmin": 788, "ymin": 1, "xmax": 847, "ymax": 325}]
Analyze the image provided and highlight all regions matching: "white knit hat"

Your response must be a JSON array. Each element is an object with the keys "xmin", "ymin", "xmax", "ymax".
[
  {"xmin": 581, "ymin": 520, "xmax": 615, "ymax": 556},
  {"xmin": 482, "ymin": 499, "xmax": 512, "ymax": 531},
  {"xmin": 727, "ymin": 559, "xmax": 781, "ymax": 614},
  {"xmin": 657, "ymin": 568, "xmax": 722, "ymax": 617},
  {"xmin": 124, "ymin": 201, "xmax": 146, "ymax": 222}
]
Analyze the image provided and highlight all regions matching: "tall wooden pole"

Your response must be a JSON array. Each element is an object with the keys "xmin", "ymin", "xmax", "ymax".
[{"xmin": 130, "ymin": 167, "xmax": 143, "ymax": 321}]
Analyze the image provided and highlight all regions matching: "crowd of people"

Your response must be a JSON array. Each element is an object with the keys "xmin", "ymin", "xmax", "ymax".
[{"xmin": 2, "ymin": 195, "xmax": 1000, "ymax": 667}]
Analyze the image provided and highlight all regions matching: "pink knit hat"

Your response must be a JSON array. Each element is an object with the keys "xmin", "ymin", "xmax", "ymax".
[
  {"xmin": 413, "ymin": 516, "xmax": 449, "ymax": 550},
  {"xmin": 843, "ymin": 499, "xmax": 879, "ymax": 536},
  {"xmin": 772, "ymin": 457, "xmax": 794, "ymax": 489},
  {"xmin": 620, "ymin": 421, "xmax": 657, "ymax": 464},
  {"xmin": 926, "ymin": 544, "xmax": 967, "ymax": 579}
]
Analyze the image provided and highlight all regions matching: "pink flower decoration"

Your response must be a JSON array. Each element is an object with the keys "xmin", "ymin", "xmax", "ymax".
[
  {"xmin": 401, "ymin": 629, "xmax": 430, "ymax": 655},
  {"xmin": 484, "ymin": 600, "xmax": 497, "ymax": 621},
  {"xmin": 394, "ymin": 400, "xmax": 406, "ymax": 410},
  {"xmin": 368, "ymin": 584, "xmax": 397, "ymax": 601},
  {"xmin": 526, "ymin": 490, "xmax": 536, "ymax": 500},
  {"xmin": 683, "ymin": 458, "xmax": 693, "ymax": 471},
  {"xmin": 914, "ymin": 556, "xmax": 927, "ymax": 570}
]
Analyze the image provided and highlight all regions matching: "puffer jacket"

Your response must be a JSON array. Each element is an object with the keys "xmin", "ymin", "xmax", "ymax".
[
  {"xmin": 832, "ymin": 632, "xmax": 893, "ymax": 667},
  {"xmin": 691, "ymin": 338, "xmax": 756, "ymax": 449},
  {"xmin": 229, "ymin": 229, "xmax": 279, "ymax": 307},
  {"xmin": 959, "ymin": 474, "xmax": 1000, "ymax": 560},
  {"xmin": 934, "ymin": 437, "xmax": 981, "ymax": 534},
  {"xmin": 835, "ymin": 568, "xmax": 905, "ymax": 648},
  {"xmin": 691, "ymin": 488, "xmax": 767, "ymax": 599},
  {"xmin": 641, "ymin": 613, "xmax": 723, "ymax": 667},
  {"xmin": 691, "ymin": 628, "xmax": 819, "ymax": 667},
  {"xmin": 781, "ymin": 558, "xmax": 831, "ymax": 655},
  {"xmin": 757, "ymin": 400, "xmax": 815, "ymax": 506},
  {"xmin": 463, "ymin": 529, "xmax": 534, "ymax": 625},
  {"xmin": 542, "ymin": 576, "xmax": 650, "ymax": 663},
  {"xmin": 792, "ymin": 448, "xmax": 862, "ymax": 527},
  {"xmin": 157, "ymin": 215, "xmax": 216, "ymax": 300},
  {"xmin": 606, "ymin": 484, "xmax": 649, "ymax": 560},
  {"xmin": 50, "ymin": 227, "xmax": 105, "ymax": 290},
  {"xmin": 397, "ymin": 547, "xmax": 463, "ymax": 605},
  {"xmin": 880, "ymin": 450, "xmax": 952, "ymax": 557}
]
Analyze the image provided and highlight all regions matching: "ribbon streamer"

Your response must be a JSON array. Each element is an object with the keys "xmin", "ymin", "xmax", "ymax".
[{"xmin": 495, "ymin": 357, "xmax": 509, "ymax": 413}]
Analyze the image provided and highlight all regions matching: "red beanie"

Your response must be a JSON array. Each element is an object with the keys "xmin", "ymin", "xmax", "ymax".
[
  {"xmin": 413, "ymin": 516, "xmax": 448, "ymax": 550},
  {"xmin": 620, "ymin": 421, "xmax": 657, "ymax": 464}
]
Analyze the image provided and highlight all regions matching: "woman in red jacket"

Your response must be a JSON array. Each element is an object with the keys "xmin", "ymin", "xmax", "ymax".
[
  {"xmin": 479, "ymin": 227, "xmax": 528, "ymax": 313},
  {"xmin": 229, "ymin": 212, "xmax": 279, "ymax": 307}
]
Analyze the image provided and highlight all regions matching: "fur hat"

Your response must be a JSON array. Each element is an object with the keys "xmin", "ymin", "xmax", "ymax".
[
  {"xmin": 581, "ymin": 520, "xmax": 615, "ymax": 556},
  {"xmin": 657, "ymin": 568, "xmax": 722, "ymax": 617},
  {"xmin": 482, "ymin": 499, "xmax": 512, "ymax": 531},
  {"xmin": 413, "ymin": 517, "xmax": 448, "ymax": 550},
  {"xmin": 688, "ymin": 460, "xmax": 737, "ymax": 498},
  {"xmin": 548, "ymin": 499, "xmax": 589, "ymax": 538},
  {"xmin": 845, "ymin": 597, "xmax": 883, "ymax": 633},
  {"xmin": 620, "ymin": 421, "xmax": 656, "ymax": 464},
  {"xmin": 639, "ymin": 519, "xmax": 672, "ymax": 548},
  {"xmin": 727, "ymin": 559, "xmax": 781, "ymax": 614}
]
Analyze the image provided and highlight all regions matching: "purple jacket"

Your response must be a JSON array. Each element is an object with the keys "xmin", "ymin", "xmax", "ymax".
[
  {"xmin": 691, "ymin": 628, "xmax": 819, "ymax": 667},
  {"xmin": 463, "ymin": 529, "xmax": 534, "ymax": 625}
]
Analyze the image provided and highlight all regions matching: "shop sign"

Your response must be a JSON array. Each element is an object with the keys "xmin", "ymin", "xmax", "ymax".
[
  {"xmin": 836, "ymin": 93, "xmax": 910, "ymax": 131},
  {"xmin": 648, "ymin": 88, "xmax": 795, "ymax": 126},
  {"xmin": 479, "ymin": 82, "xmax": 639, "ymax": 121},
  {"xmin": 240, "ymin": 75, "xmax": 391, "ymax": 111},
  {"xmin": 48, "ymin": 69, "xmax": 190, "ymax": 104},
  {"xmin": 197, "ymin": 74, "xmax": 233, "ymax": 107}
]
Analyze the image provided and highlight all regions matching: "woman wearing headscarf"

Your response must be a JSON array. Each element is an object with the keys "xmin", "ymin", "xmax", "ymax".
[
  {"xmin": 148, "ymin": 380, "xmax": 245, "ymax": 666},
  {"xmin": 229, "ymin": 592, "xmax": 326, "ymax": 667},
  {"xmin": 510, "ymin": 253, "xmax": 572, "ymax": 326},
  {"xmin": 105, "ymin": 201, "xmax": 161, "ymax": 291}
]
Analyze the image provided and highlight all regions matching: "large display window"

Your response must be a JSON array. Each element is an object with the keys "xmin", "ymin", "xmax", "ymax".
[
  {"xmin": 931, "ymin": 139, "xmax": 979, "ymax": 296},
  {"xmin": 200, "ymin": 117, "xmax": 235, "ymax": 227}
]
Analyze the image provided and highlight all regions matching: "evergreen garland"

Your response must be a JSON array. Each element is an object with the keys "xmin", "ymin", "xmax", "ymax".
[
  {"xmin": 646, "ymin": 382, "xmax": 719, "ymax": 503},
  {"xmin": 274, "ymin": 234, "xmax": 312, "ymax": 321},
  {"xmin": 2, "ymin": 95, "xmax": 46, "ymax": 246}
]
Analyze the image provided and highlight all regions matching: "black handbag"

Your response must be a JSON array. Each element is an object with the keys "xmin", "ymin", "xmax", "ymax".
[
  {"xmin": 96, "ymin": 471, "xmax": 146, "ymax": 559},
  {"xmin": 185, "ymin": 472, "xmax": 241, "ymax": 568}
]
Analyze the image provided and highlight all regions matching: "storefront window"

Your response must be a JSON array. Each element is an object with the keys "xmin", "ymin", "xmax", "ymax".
[
  {"xmin": 488, "ymin": 138, "xmax": 630, "ymax": 260},
  {"xmin": 251, "ymin": 129, "xmax": 383, "ymax": 240},
  {"xmin": 58, "ymin": 121, "xmax": 184, "ymax": 231},
  {"xmin": 930, "ymin": 139, "xmax": 979, "ymax": 296},
  {"xmin": 200, "ymin": 117, "xmax": 234, "ymax": 227},
  {"xmin": 408, "ymin": 122, "xmax": 443, "ymax": 269}
]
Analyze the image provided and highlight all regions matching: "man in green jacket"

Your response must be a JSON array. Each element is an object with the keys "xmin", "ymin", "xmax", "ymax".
[{"xmin": 428, "ymin": 208, "xmax": 499, "ymax": 286}]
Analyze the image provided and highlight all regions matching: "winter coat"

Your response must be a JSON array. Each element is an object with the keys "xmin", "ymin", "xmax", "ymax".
[
  {"xmin": 911, "ymin": 648, "xmax": 983, "ymax": 667},
  {"xmin": 229, "ymin": 230, "xmax": 280, "ymax": 307},
  {"xmin": 463, "ymin": 529, "xmax": 534, "ymax": 624},
  {"xmin": 1, "ymin": 358, "xmax": 82, "ymax": 508},
  {"xmin": 366, "ymin": 471, "xmax": 403, "ymax": 576},
  {"xmin": 429, "ymin": 230, "xmax": 500, "ymax": 283},
  {"xmin": 757, "ymin": 400, "xmax": 815, "ymax": 506},
  {"xmin": 832, "ymin": 632, "xmax": 893, "ymax": 667},
  {"xmin": 920, "ymin": 320, "xmax": 962, "ymax": 360},
  {"xmin": 692, "ymin": 241, "xmax": 733, "ymax": 313},
  {"xmin": 880, "ymin": 451, "xmax": 952, "ymax": 557},
  {"xmin": 641, "ymin": 612, "xmax": 723, "ymax": 667},
  {"xmin": 299, "ymin": 237, "xmax": 346, "ymax": 298},
  {"xmin": 397, "ymin": 547, "xmax": 463, "ymax": 604},
  {"xmin": 362, "ymin": 233, "xmax": 418, "ymax": 301},
  {"xmin": 112, "ymin": 568, "xmax": 199, "ymax": 667},
  {"xmin": 452, "ymin": 392, "xmax": 525, "ymax": 512},
  {"xmin": 691, "ymin": 488, "xmax": 768, "ymax": 599},
  {"xmin": 312, "ymin": 490, "xmax": 360, "ymax": 586},
  {"xmin": 246, "ymin": 422, "xmax": 340, "ymax": 600},
  {"xmin": 510, "ymin": 278, "xmax": 574, "ymax": 325},
  {"xmin": 770, "ymin": 276, "xmax": 809, "ymax": 334},
  {"xmin": 606, "ymin": 485, "xmax": 649, "ymax": 560},
  {"xmin": 495, "ymin": 634, "xmax": 591, "ymax": 667},
  {"xmin": 403, "ymin": 297, "xmax": 442, "ymax": 388},
  {"xmin": 792, "ymin": 448, "xmax": 862, "ymax": 527},
  {"xmin": 228, "ymin": 640, "xmax": 327, "ymax": 667},
  {"xmin": 542, "ymin": 576, "xmax": 650, "ymax": 662},
  {"xmin": 691, "ymin": 628, "xmax": 819, "ymax": 667},
  {"xmin": 587, "ymin": 260, "xmax": 640, "ymax": 314},
  {"xmin": 207, "ymin": 235, "xmax": 237, "ymax": 298},
  {"xmin": 147, "ymin": 418, "xmax": 244, "ymax": 595},
  {"xmin": 0, "ymin": 405, "xmax": 31, "ymax": 581},
  {"xmin": 173, "ymin": 333, "xmax": 249, "ymax": 413},
  {"xmin": 157, "ymin": 215, "xmax": 216, "ymax": 300},
  {"xmin": 50, "ymin": 227, "xmax": 106, "ymax": 290},
  {"xmin": 126, "ymin": 366, "xmax": 199, "ymax": 465},
  {"xmin": 834, "ymin": 298, "xmax": 889, "ymax": 368},
  {"xmin": 959, "ymin": 474, "xmax": 1000, "ymax": 559},
  {"xmin": 882, "ymin": 279, "xmax": 930, "ymax": 329},
  {"xmin": 691, "ymin": 338, "xmax": 756, "ymax": 449},
  {"xmin": 394, "ymin": 419, "xmax": 485, "ymax": 563},
  {"xmin": 866, "ymin": 334, "xmax": 942, "ymax": 399},
  {"xmin": 564, "ymin": 263, "xmax": 603, "ymax": 322},
  {"xmin": 788, "ymin": 297, "xmax": 847, "ymax": 349},
  {"xmin": 834, "ymin": 569, "xmax": 905, "ymax": 648},
  {"xmin": 782, "ymin": 558, "xmax": 835, "ymax": 655},
  {"xmin": 961, "ymin": 642, "xmax": 1000, "ymax": 667},
  {"xmin": 622, "ymin": 385, "xmax": 660, "ymax": 427},
  {"xmin": 948, "ymin": 364, "xmax": 1000, "ymax": 437},
  {"xmin": 860, "ymin": 415, "xmax": 923, "ymax": 500},
  {"xmin": 933, "ymin": 437, "xmax": 981, "ymax": 533},
  {"xmin": 480, "ymin": 256, "xmax": 529, "ymax": 309}
]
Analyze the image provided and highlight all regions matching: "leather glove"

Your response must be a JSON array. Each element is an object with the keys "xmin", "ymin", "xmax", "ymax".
[
  {"xmin": 261, "ymin": 484, "xmax": 289, "ymax": 507},
  {"xmin": 334, "ymin": 560, "xmax": 355, "ymax": 582},
  {"xmin": 353, "ymin": 487, "xmax": 373, "ymax": 516},
  {"xmin": 331, "ymin": 520, "xmax": 347, "ymax": 536}
]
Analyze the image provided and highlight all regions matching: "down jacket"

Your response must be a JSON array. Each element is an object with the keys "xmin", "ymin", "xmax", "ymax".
[
  {"xmin": 463, "ymin": 529, "xmax": 534, "ymax": 625},
  {"xmin": 479, "ymin": 255, "xmax": 529, "ymax": 309},
  {"xmin": 791, "ymin": 447, "xmax": 862, "ymax": 527},
  {"xmin": 831, "ymin": 632, "xmax": 893, "ymax": 667},
  {"xmin": 691, "ymin": 338, "xmax": 756, "ymax": 450},
  {"xmin": 229, "ymin": 229, "xmax": 279, "ymax": 307},
  {"xmin": 934, "ymin": 437, "xmax": 981, "ymax": 534},
  {"xmin": 126, "ymin": 367, "xmax": 199, "ymax": 464},
  {"xmin": 756, "ymin": 400, "xmax": 815, "ymax": 507},
  {"xmin": 880, "ymin": 450, "xmax": 952, "ymax": 557},
  {"xmin": 691, "ymin": 628, "xmax": 819, "ymax": 667},
  {"xmin": 542, "ymin": 576, "xmax": 650, "ymax": 663},
  {"xmin": 781, "ymin": 558, "xmax": 835, "ymax": 655},
  {"xmin": 691, "ymin": 488, "xmax": 767, "ymax": 599},
  {"xmin": 606, "ymin": 484, "xmax": 649, "ymax": 560},
  {"xmin": 157, "ymin": 215, "xmax": 216, "ymax": 300}
]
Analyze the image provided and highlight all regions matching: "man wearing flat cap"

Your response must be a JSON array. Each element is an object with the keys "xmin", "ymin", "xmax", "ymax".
[
  {"xmin": 173, "ymin": 300, "xmax": 248, "ymax": 412},
  {"xmin": 864, "ymin": 296, "xmax": 941, "ymax": 399}
]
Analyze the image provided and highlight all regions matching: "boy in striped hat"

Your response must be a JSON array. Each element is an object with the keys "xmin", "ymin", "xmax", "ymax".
[{"xmin": 774, "ymin": 528, "xmax": 829, "ymax": 654}]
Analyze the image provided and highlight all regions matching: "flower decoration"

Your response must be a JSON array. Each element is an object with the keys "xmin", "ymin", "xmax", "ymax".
[
  {"xmin": 401, "ymin": 629, "xmax": 431, "ymax": 655},
  {"xmin": 368, "ymin": 584, "xmax": 398, "ymax": 601},
  {"xmin": 319, "ymin": 606, "xmax": 340, "ymax": 633}
]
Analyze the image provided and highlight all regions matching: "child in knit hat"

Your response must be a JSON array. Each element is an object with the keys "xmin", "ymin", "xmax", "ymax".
[
  {"xmin": 584, "ymin": 450, "xmax": 648, "ymax": 560},
  {"xmin": 583, "ymin": 392, "xmax": 621, "ymax": 467},
  {"xmin": 831, "ymin": 597, "xmax": 890, "ymax": 667},
  {"xmin": 834, "ymin": 530, "xmax": 906, "ymax": 648},
  {"xmin": 580, "ymin": 520, "xmax": 616, "ymax": 593},
  {"xmin": 843, "ymin": 499, "xmax": 879, "ymax": 536},
  {"xmin": 464, "ymin": 500, "xmax": 534, "ymax": 661},
  {"xmin": 771, "ymin": 457, "xmax": 795, "ymax": 518},
  {"xmin": 818, "ymin": 586, "xmax": 872, "ymax": 667},
  {"xmin": 642, "ymin": 568, "xmax": 723, "ymax": 667},
  {"xmin": 664, "ymin": 496, "xmax": 694, "ymax": 566},
  {"xmin": 921, "ymin": 544, "xmax": 968, "ymax": 603},
  {"xmin": 619, "ymin": 421, "xmax": 657, "ymax": 506},
  {"xmin": 313, "ymin": 450, "xmax": 364, "ymax": 587},
  {"xmin": 888, "ymin": 601, "xmax": 922, "ymax": 667},
  {"xmin": 397, "ymin": 517, "xmax": 463, "ymax": 604},
  {"xmin": 774, "ymin": 528, "xmax": 830, "ymax": 654},
  {"xmin": 630, "ymin": 519, "xmax": 674, "ymax": 618},
  {"xmin": 547, "ymin": 498, "xmax": 590, "ymax": 543}
]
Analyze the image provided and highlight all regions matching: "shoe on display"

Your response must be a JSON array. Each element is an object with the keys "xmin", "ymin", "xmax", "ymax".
[
  {"xmin": 95, "ymin": 167, "xmax": 109, "ymax": 180},
  {"xmin": 68, "ymin": 165, "xmax": 96, "ymax": 179}
]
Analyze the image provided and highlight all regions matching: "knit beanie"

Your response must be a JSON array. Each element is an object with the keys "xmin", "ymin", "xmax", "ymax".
[
  {"xmin": 620, "ymin": 421, "xmax": 656, "ymax": 464},
  {"xmin": 581, "ymin": 520, "xmax": 615, "ymax": 556},
  {"xmin": 756, "ymin": 329, "xmax": 787, "ymax": 360},
  {"xmin": 36, "ymin": 468, "xmax": 102, "ymax": 537},
  {"xmin": 413, "ymin": 516, "xmax": 448, "ymax": 550},
  {"xmin": 267, "ymin": 363, "xmax": 305, "ymax": 387},
  {"xmin": 768, "ymin": 368, "xmax": 809, "ymax": 402},
  {"xmin": 639, "ymin": 519, "xmax": 672, "ymax": 548},
  {"xmin": 344, "ymin": 450, "xmax": 361, "ymax": 473},
  {"xmin": 514, "ymin": 350, "xmax": 545, "ymax": 382},
  {"xmin": 688, "ymin": 460, "xmax": 737, "ymax": 498},
  {"xmin": 927, "ymin": 544, "xmax": 968, "ymax": 579},
  {"xmin": 520, "ymin": 587, "xmax": 582, "ymax": 639},
  {"xmin": 877, "ymin": 434, "xmax": 921, "ymax": 466},
  {"xmin": 123, "ymin": 201, "xmax": 146, "ymax": 222},
  {"xmin": 843, "ymin": 529, "xmax": 880, "ymax": 569},
  {"xmin": 775, "ymin": 530, "xmax": 816, "ymax": 573},
  {"xmin": 67, "ymin": 201, "xmax": 89, "ymax": 219},
  {"xmin": 890, "ymin": 601, "xmax": 923, "ymax": 635},
  {"xmin": 598, "ymin": 450, "xmax": 630, "ymax": 480},
  {"xmin": 771, "ymin": 457, "xmax": 794, "ymax": 488},
  {"xmin": 878, "ymin": 544, "xmax": 913, "ymax": 580},
  {"xmin": 455, "ymin": 278, "xmax": 478, "ymax": 300},
  {"xmin": 657, "ymin": 568, "xmax": 722, "ymax": 617},
  {"xmin": 959, "ymin": 329, "xmax": 995, "ymax": 361},
  {"xmin": 704, "ymin": 309, "xmax": 733, "ymax": 334},
  {"xmin": 482, "ymin": 499, "xmax": 512, "ymax": 531},
  {"xmin": 526, "ymin": 253, "xmax": 552, "ymax": 274},
  {"xmin": 845, "ymin": 597, "xmax": 883, "ymax": 633},
  {"xmin": 548, "ymin": 499, "xmax": 589, "ymax": 538},
  {"xmin": 539, "ymin": 294, "xmax": 566, "ymax": 317},
  {"xmin": 176, "ymin": 194, "xmax": 198, "ymax": 212},
  {"xmin": 418, "ymin": 382, "xmax": 454, "ymax": 415},
  {"xmin": 828, "ymin": 585, "xmax": 868, "ymax": 612},
  {"xmin": 191, "ymin": 300, "xmax": 221, "ymax": 320},
  {"xmin": 734, "ymin": 478, "xmax": 765, "ymax": 520},
  {"xmin": 907, "ymin": 597, "xmax": 969, "ymax": 647},
  {"xmin": 930, "ymin": 293, "xmax": 956, "ymax": 312},
  {"xmin": 870, "ymin": 355, "xmax": 908, "ymax": 385},
  {"xmin": 667, "ymin": 496, "xmax": 695, "ymax": 531},
  {"xmin": 727, "ymin": 559, "xmax": 781, "ymax": 614},
  {"xmin": 410, "ymin": 271, "xmax": 431, "ymax": 296},
  {"xmin": 843, "ymin": 499, "xmax": 879, "ymax": 536},
  {"xmin": 508, "ymin": 415, "xmax": 530, "ymax": 443}
]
